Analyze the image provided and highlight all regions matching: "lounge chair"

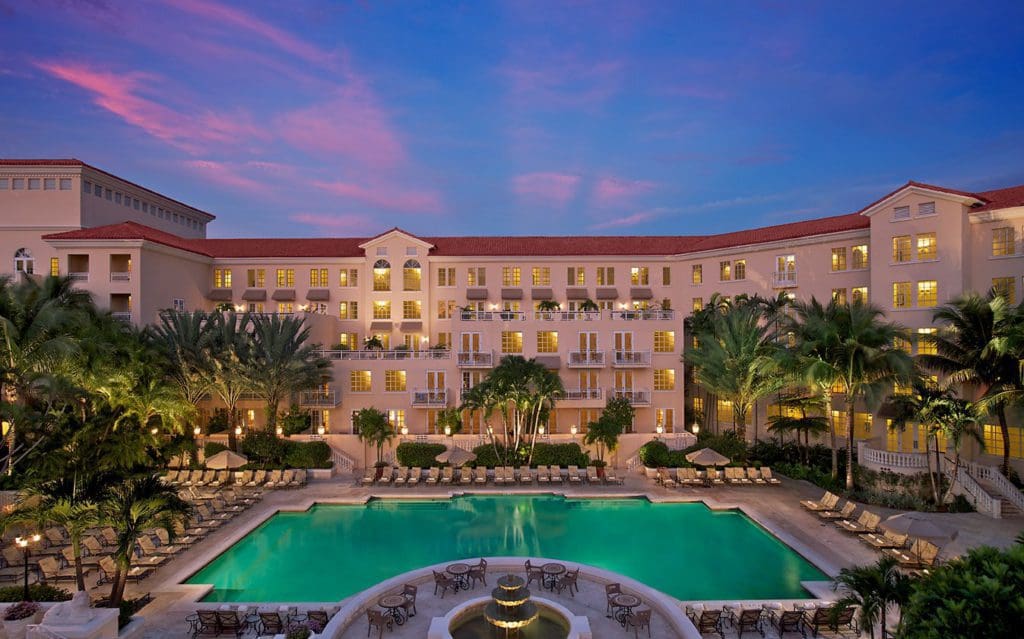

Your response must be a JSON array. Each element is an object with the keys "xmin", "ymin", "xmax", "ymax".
[
  {"xmin": 246, "ymin": 469, "xmax": 266, "ymax": 487},
  {"xmin": 723, "ymin": 467, "xmax": 739, "ymax": 484},
  {"xmin": 474, "ymin": 467, "xmax": 487, "ymax": 484},
  {"xmin": 138, "ymin": 535, "xmax": 181, "ymax": 557},
  {"xmin": 680, "ymin": 468, "xmax": 702, "ymax": 486},
  {"xmin": 861, "ymin": 530, "xmax": 909, "ymax": 550},
  {"xmin": 505, "ymin": 466, "xmax": 517, "ymax": 483},
  {"xmin": 605, "ymin": 467, "xmax": 623, "ymax": 484},
  {"xmin": 60, "ymin": 545, "xmax": 101, "ymax": 568},
  {"xmin": 800, "ymin": 491, "xmax": 839, "ymax": 511},
  {"xmin": 156, "ymin": 527, "xmax": 198, "ymax": 550},
  {"xmin": 460, "ymin": 467, "xmax": 473, "ymax": 485},
  {"xmin": 83, "ymin": 535, "xmax": 116, "ymax": 557},
  {"xmin": 760, "ymin": 467, "xmax": 782, "ymax": 484},
  {"xmin": 567, "ymin": 465, "xmax": 582, "ymax": 484},
  {"xmin": 280, "ymin": 469, "xmax": 297, "ymax": 488},
  {"xmin": 258, "ymin": 611, "xmax": 285, "ymax": 635},
  {"xmin": 492, "ymin": 466, "xmax": 505, "ymax": 485},
  {"xmin": 98, "ymin": 556, "xmax": 152, "ymax": 585},
  {"xmin": 817, "ymin": 501, "xmax": 857, "ymax": 521},
  {"xmin": 377, "ymin": 467, "xmax": 393, "ymax": 485},
  {"xmin": 586, "ymin": 466, "xmax": 600, "ymax": 484},
  {"xmin": 747, "ymin": 467, "xmax": 765, "ymax": 484},
  {"xmin": 549, "ymin": 465, "xmax": 564, "ymax": 483},
  {"xmin": 536, "ymin": 465, "xmax": 550, "ymax": 484},
  {"xmin": 209, "ymin": 470, "xmax": 231, "ymax": 488},
  {"xmin": 38, "ymin": 556, "xmax": 90, "ymax": 584},
  {"xmin": 236, "ymin": 470, "xmax": 253, "ymax": 486},
  {"xmin": 686, "ymin": 607, "xmax": 724, "ymax": 639},
  {"xmin": 731, "ymin": 467, "xmax": 752, "ymax": 484},
  {"xmin": 264, "ymin": 470, "xmax": 284, "ymax": 488},
  {"xmin": 734, "ymin": 608, "xmax": 763, "ymax": 638},
  {"xmin": 707, "ymin": 468, "xmax": 725, "ymax": 485},
  {"xmin": 408, "ymin": 467, "xmax": 422, "ymax": 486},
  {"xmin": 440, "ymin": 466, "xmax": 454, "ymax": 484},
  {"xmin": 291, "ymin": 469, "xmax": 307, "ymax": 487},
  {"xmin": 884, "ymin": 538, "xmax": 940, "ymax": 569},
  {"xmin": 769, "ymin": 609, "xmax": 803, "ymax": 636},
  {"xmin": 658, "ymin": 468, "xmax": 676, "ymax": 488},
  {"xmin": 425, "ymin": 467, "xmax": 440, "ymax": 484},
  {"xmin": 805, "ymin": 605, "xmax": 857, "ymax": 637},
  {"xmin": 519, "ymin": 465, "xmax": 533, "ymax": 484},
  {"xmin": 163, "ymin": 470, "xmax": 180, "ymax": 484},
  {"xmin": 393, "ymin": 466, "xmax": 409, "ymax": 486},
  {"xmin": 835, "ymin": 510, "xmax": 881, "ymax": 534}
]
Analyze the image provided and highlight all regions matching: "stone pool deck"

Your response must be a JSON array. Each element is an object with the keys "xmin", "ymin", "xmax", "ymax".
[{"xmin": 109, "ymin": 472, "xmax": 1022, "ymax": 639}]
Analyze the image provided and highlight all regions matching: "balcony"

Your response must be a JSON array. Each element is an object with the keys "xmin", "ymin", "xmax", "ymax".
[
  {"xmin": 533, "ymin": 311, "xmax": 601, "ymax": 321},
  {"xmin": 561, "ymin": 388, "xmax": 603, "ymax": 401},
  {"xmin": 299, "ymin": 388, "xmax": 340, "ymax": 407},
  {"xmin": 111, "ymin": 312, "xmax": 132, "ymax": 323},
  {"xmin": 68, "ymin": 272, "xmax": 89, "ymax": 281},
  {"xmin": 772, "ymin": 270, "xmax": 798, "ymax": 288},
  {"xmin": 857, "ymin": 442, "xmax": 928, "ymax": 475},
  {"xmin": 567, "ymin": 351, "xmax": 605, "ymax": 368},
  {"xmin": 608, "ymin": 388, "xmax": 650, "ymax": 406},
  {"xmin": 317, "ymin": 349, "xmax": 451, "ymax": 361},
  {"xmin": 611, "ymin": 350, "xmax": 651, "ymax": 367},
  {"xmin": 411, "ymin": 388, "xmax": 448, "ymax": 406},
  {"xmin": 609, "ymin": 310, "xmax": 675, "ymax": 320},
  {"xmin": 109, "ymin": 272, "xmax": 131, "ymax": 282},
  {"xmin": 459, "ymin": 310, "xmax": 525, "ymax": 321},
  {"xmin": 457, "ymin": 350, "xmax": 494, "ymax": 368}
]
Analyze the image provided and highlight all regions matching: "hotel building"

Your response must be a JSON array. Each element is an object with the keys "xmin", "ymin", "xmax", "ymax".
[{"xmin": 2, "ymin": 159, "xmax": 1022, "ymax": 480}]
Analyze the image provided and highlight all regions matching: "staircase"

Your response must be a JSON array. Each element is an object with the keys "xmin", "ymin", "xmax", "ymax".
[{"xmin": 967, "ymin": 462, "xmax": 1024, "ymax": 517}]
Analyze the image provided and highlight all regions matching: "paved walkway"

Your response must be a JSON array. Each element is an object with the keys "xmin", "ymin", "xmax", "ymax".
[{"xmin": 106, "ymin": 472, "xmax": 1022, "ymax": 638}]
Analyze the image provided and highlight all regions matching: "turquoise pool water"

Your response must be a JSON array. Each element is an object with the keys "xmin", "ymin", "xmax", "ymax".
[{"xmin": 187, "ymin": 495, "xmax": 826, "ymax": 602}]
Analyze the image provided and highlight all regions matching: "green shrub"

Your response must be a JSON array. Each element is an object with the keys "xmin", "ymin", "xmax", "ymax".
[
  {"xmin": 284, "ymin": 441, "xmax": 332, "ymax": 469},
  {"xmin": 638, "ymin": 440, "xmax": 671, "ymax": 467},
  {"xmin": 118, "ymin": 597, "xmax": 150, "ymax": 629},
  {"xmin": 241, "ymin": 431, "xmax": 288, "ymax": 467},
  {"xmin": 0, "ymin": 583, "xmax": 72, "ymax": 602},
  {"xmin": 279, "ymin": 405, "xmax": 311, "ymax": 436},
  {"xmin": 530, "ymin": 443, "xmax": 588, "ymax": 468},
  {"xmin": 206, "ymin": 409, "xmax": 228, "ymax": 434},
  {"xmin": 203, "ymin": 442, "xmax": 228, "ymax": 460},
  {"xmin": 396, "ymin": 442, "xmax": 448, "ymax": 468},
  {"xmin": 471, "ymin": 444, "xmax": 503, "ymax": 468}
]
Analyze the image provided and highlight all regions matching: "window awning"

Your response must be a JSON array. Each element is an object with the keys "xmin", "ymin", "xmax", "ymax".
[
  {"xmin": 501, "ymin": 288, "xmax": 523, "ymax": 300},
  {"xmin": 305, "ymin": 288, "xmax": 330, "ymax": 301},
  {"xmin": 207, "ymin": 288, "xmax": 232, "ymax": 301},
  {"xmin": 531, "ymin": 288, "xmax": 554, "ymax": 300},
  {"xmin": 241, "ymin": 289, "xmax": 266, "ymax": 301},
  {"xmin": 271, "ymin": 289, "xmax": 296, "ymax": 301},
  {"xmin": 400, "ymin": 321, "xmax": 423, "ymax": 333},
  {"xmin": 595, "ymin": 287, "xmax": 619, "ymax": 300},
  {"xmin": 466, "ymin": 287, "xmax": 489, "ymax": 301},
  {"xmin": 565, "ymin": 287, "xmax": 589, "ymax": 300},
  {"xmin": 370, "ymin": 321, "xmax": 393, "ymax": 331},
  {"xmin": 630, "ymin": 287, "xmax": 654, "ymax": 300}
]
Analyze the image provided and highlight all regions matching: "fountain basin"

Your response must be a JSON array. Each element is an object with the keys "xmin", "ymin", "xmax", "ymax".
[{"xmin": 427, "ymin": 596, "xmax": 591, "ymax": 639}]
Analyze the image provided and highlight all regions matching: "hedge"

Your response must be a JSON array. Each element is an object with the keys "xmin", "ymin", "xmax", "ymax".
[
  {"xmin": 0, "ymin": 584, "xmax": 72, "ymax": 602},
  {"xmin": 203, "ymin": 442, "xmax": 228, "ymax": 460},
  {"xmin": 284, "ymin": 441, "xmax": 332, "ymax": 469},
  {"xmin": 472, "ymin": 442, "xmax": 588, "ymax": 468},
  {"xmin": 240, "ymin": 432, "xmax": 333, "ymax": 469},
  {"xmin": 638, "ymin": 431, "xmax": 750, "ymax": 468},
  {"xmin": 396, "ymin": 442, "xmax": 448, "ymax": 468}
]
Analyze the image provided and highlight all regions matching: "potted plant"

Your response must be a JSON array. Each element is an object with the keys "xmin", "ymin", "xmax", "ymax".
[
  {"xmin": 393, "ymin": 344, "xmax": 411, "ymax": 359},
  {"xmin": 363, "ymin": 335, "xmax": 385, "ymax": 351},
  {"xmin": 499, "ymin": 308, "xmax": 516, "ymax": 321},
  {"xmin": 536, "ymin": 300, "xmax": 560, "ymax": 320},
  {"xmin": 430, "ymin": 343, "xmax": 449, "ymax": 359},
  {"xmin": 579, "ymin": 299, "xmax": 600, "ymax": 317},
  {"xmin": 4, "ymin": 601, "xmax": 41, "ymax": 639}
]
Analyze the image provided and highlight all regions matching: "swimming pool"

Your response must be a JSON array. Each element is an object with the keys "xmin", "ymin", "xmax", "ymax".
[{"xmin": 187, "ymin": 495, "xmax": 826, "ymax": 602}]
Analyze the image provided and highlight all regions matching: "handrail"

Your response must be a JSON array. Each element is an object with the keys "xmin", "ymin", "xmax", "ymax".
[
  {"xmin": 858, "ymin": 443, "xmax": 929, "ymax": 469},
  {"xmin": 625, "ymin": 455, "xmax": 641, "ymax": 472},
  {"xmin": 963, "ymin": 461, "xmax": 1024, "ymax": 512},
  {"xmin": 317, "ymin": 349, "xmax": 451, "ymax": 361},
  {"xmin": 943, "ymin": 460, "xmax": 1001, "ymax": 518}
]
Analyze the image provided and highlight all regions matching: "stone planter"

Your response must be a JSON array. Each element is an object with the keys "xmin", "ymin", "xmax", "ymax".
[{"xmin": 4, "ymin": 614, "xmax": 38, "ymax": 639}]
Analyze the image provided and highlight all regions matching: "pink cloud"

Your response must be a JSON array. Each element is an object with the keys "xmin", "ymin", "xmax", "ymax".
[
  {"xmin": 161, "ymin": 0, "xmax": 336, "ymax": 67},
  {"xmin": 289, "ymin": 213, "xmax": 378, "ymax": 234},
  {"xmin": 589, "ymin": 210, "xmax": 660, "ymax": 230},
  {"xmin": 510, "ymin": 172, "xmax": 581, "ymax": 207},
  {"xmin": 311, "ymin": 180, "xmax": 443, "ymax": 213},
  {"xmin": 182, "ymin": 160, "xmax": 267, "ymax": 193},
  {"xmin": 593, "ymin": 176, "xmax": 657, "ymax": 206},
  {"xmin": 500, "ymin": 56, "xmax": 624, "ymax": 109}
]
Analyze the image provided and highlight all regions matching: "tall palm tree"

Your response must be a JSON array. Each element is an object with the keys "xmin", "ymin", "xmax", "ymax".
[
  {"xmin": 100, "ymin": 475, "xmax": 191, "ymax": 607},
  {"xmin": 920, "ymin": 293, "xmax": 1021, "ymax": 476},
  {"xmin": 883, "ymin": 376, "xmax": 951, "ymax": 505},
  {"xmin": 5, "ymin": 497, "xmax": 99, "ymax": 591},
  {"xmin": 791, "ymin": 299, "xmax": 913, "ymax": 490},
  {"xmin": 919, "ymin": 397, "xmax": 984, "ymax": 502},
  {"xmin": 151, "ymin": 310, "xmax": 216, "ymax": 415},
  {"xmin": 684, "ymin": 304, "xmax": 785, "ymax": 438},
  {"xmin": 246, "ymin": 314, "xmax": 330, "ymax": 432},
  {"xmin": 207, "ymin": 313, "xmax": 253, "ymax": 450},
  {"xmin": 832, "ymin": 555, "xmax": 913, "ymax": 639},
  {"xmin": 353, "ymin": 407, "xmax": 395, "ymax": 465}
]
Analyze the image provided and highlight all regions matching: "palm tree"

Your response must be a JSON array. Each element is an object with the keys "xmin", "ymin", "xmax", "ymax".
[
  {"xmin": 5, "ymin": 497, "xmax": 98, "ymax": 591},
  {"xmin": 684, "ymin": 304, "xmax": 785, "ymax": 438},
  {"xmin": 584, "ymin": 399, "xmax": 632, "ymax": 464},
  {"xmin": 919, "ymin": 397, "xmax": 984, "ymax": 502},
  {"xmin": 578, "ymin": 299, "xmax": 599, "ymax": 313},
  {"xmin": 100, "ymin": 475, "xmax": 191, "ymax": 607},
  {"xmin": 246, "ymin": 314, "xmax": 330, "ymax": 432},
  {"xmin": 883, "ymin": 377, "xmax": 951, "ymax": 505},
  {"xmin": 920, "ymin": 293, "xmax": 1021, "ymax": 476},
  {"xmin": 832, "ymin": 555, "xmax": 913, "ymax": 639},
  {"xmin": 207, "ymin": 313, "xmax": 253, "ymax": 450},
  {"xmin": 435, "ymin": 407, "xmax": 463, "ymax": 436},
  {"xmin": 353, "ymin": 407, "xmax": 395, "ymax": 465},
  {"xmin": 791, "ymin": 299, "xmax": 913, "ymax": 490},
  {"xmin": 151, "ymin": 310, "xmax": 216, "ymax": 415}
]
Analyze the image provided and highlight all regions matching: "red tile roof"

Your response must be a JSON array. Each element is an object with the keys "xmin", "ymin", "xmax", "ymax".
[
  {"xmin": 973, "ymin": 184, "xmax": 1024, "ymax": 212},
  {"xmin": 43, "ymin": 221, "xmax": 215, "ymax": 257},
  {"xmin": 0, "ymin": 159, "xmax": 214, "ymax": 219}
]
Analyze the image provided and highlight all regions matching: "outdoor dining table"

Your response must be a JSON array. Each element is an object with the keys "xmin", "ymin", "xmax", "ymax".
[
  {"xmin": 378, "ymin": 594, "xmax": 408, "ymax": 625},
  {"xmin": 612, "ymin": 593, "xmax": 641, "ymax": 626},
  {"xmin": 541, "ymin": 562, "xmax": 566, "ymax": 590},
  {"xmin": 447, "ymin": 562, "xmax": 472, "ymax": 590}
]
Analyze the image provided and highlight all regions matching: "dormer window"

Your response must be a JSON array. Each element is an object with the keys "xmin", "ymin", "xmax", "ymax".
[
  {"xmin": 893, "ymin": 206, "xmax": 910, "ymax": 221},
  {"xmin": 918, "ymin": 202, "xmax": 936, "ymax": 216},
  {"xmin": 373, "ymin": 259, "xmax": 391, "ymax": 291}
]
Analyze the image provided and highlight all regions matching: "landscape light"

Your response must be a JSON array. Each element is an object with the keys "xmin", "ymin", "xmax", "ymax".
[{"xmin": 317, "ymin": 425, "xmax": 326, "ymax": 436}]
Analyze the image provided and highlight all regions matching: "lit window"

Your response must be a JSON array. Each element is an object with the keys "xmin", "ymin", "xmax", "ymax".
[
  {"xmin": 435, "ymin": 332, "xmax": 451, "ymax": 348},
  {"xmin": 655, "ymin": 408, "xmax": 675, "ymax": 433},
  {"xmin": 536, "ymin": 331, "xmax": 558, "ymax": 353},
  {"xmin": 893, "ymin": 205, "xmax": 910, "ymax": 220},
  {"xmin": 338, "ymin": 301, "xmax": 358, "ymax": 320},
  {"xmin": 719, "ymin": 261, "xmax": 731, "ymax": 281},
  {"xmin": 852, "ymin": 245, "xmax": 868, "ymax": 269},
  {"xmin": 277, "ymin": 302, "xmax": 294, "ymax": 314},
  {"xmin": 916, "ymin": 233, "xmax": 937, "ymax": 261},
  {"xmin": 597, "ymin": 267, "xmax": 615, "ymax": 286},
  {"xmin": 501, "ymin": 331, "xmax": 523, "ymax": 353},
  {"xmin": 502, "ymin": 266, "xmax": 521, "ymax": 286},
  {"xmin": 247, "ymin": 269, "xmax": 265, "ymax": 287},
  {"xmin": 832, "ymin": 288, "xmax": 847, "ymax": 304},
  {"xmin": 403, "ymin": 260, "xmax": 421, "ymax": 291},
  {"xmin": 893, "ymin": 333, "xmax": 912, "ymax": 353},
  {"xmin": 214, "ymin": 268, "xmax": 232, "ymax": 288},
  {"xmin": 662, "ymin": 266, "xmax": 671, "ymax": 286},
  {"xmin": 852, "ymin": 287, "xmax": 868, "ymax": 303},
  {"xmin": 467, "ymin": 267, "xmax": 486, "ymax": 286},
  {"xmin": 373, "ymin": 259, "xmax": 391, "ymax": 291},
  {"xmin": 337, "ymin": 332, "xmax": 358, "ymax": 349},
  {"xmin": 630, "ymin": 266, "xmax": 649, "ymax": 286},
  {"xmin": 385, "ymin": 370, "xmax": 407, "ymax": 392},
  {"xmin": 373, "ymin": 301, "xmax": 391, "ymax": 319},
  {"xmin": 917, "ymin": 281, "xmax": 938, "ymax": 307},
  {"xmin": 654, "ymin": 369, "xmax": 675, "ymax": 391},
  {"xmin": 892, "ymin": 281, "xmax": 911, "ymax": 308},
  {"xmin": 531, "ymin": 267, "xmax": 550, "ymax": 286},
  {"xmin": 992, "ymin": 277, "xmax": 1016, "ymax": 304},
  {"xmin": 691, "ymin": 264, "xmax": 702, "ymax": 284},
  {"xmin": 276, "ymin": 269, "xmax": 295, "ymax": 287},
  {"xmin": 654, "ymin": 331, "xmax": 675, "ymax": 352},
  {"xmin": 350, "ymin": 371, "xmax": 372, "ymax": 392},
  {"xmin": 692, "ymin": 298, "xmax": 703, "ymax": 312},
  {"xmin": 831, "ymin": 247, "xmax": 847, "ymax": 271},
  {"xmin": 733, "ymin": 260, "xmax": 746, "ymax": 280},
  {"xmin": 437, "ymin": 300, "xmax": 456, "ymax": 319},
  {"xmin": 49, "ymin": 257, "xmax": 59, "ymax": 277},
  {"xmin": 916, "ymin": 328, "xmax": 937, "ymax": 356},
  {"xmin": 992, "ymin": 227, "xmax": 1016, "ymax": 256},
  {"xmin": 339, "ymin": 268, "xmax": 358, "ymax": 287},
  {"xmin": 309, "ymin": 268, "xmax": 328, "ymax": 287},
  {"xmin": 437, "ymin": 267, "xmax": 455, "ymax": 287},
  {"xmin": 567, "ymin": 266, "xmax": 585, "ymax": 286},
  {"xmin": 892, "ymin": 236, "xmax": 912, "ymax": 262},
  {"xmin": 402, "ymin": 300, "xmax": 422, "ymax": 319}
]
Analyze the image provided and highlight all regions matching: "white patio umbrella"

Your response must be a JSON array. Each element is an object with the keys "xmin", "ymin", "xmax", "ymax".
[
  {"xmin": 881, "ymin": 513, "xmax": 958, "ymax": 542},
  {"xmin": 204, "ymin": 450, "xmax": 249, "ymax": 470},
  {"xmin": 684, "ymin": 447, "xmax": 731, "ymax": 467},
  {"xmin": 436, "ymin": 447, "xmax": 477, "ymax": 466}
]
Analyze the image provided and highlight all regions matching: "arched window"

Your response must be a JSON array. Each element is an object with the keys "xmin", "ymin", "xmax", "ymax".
[
  {"xmin": 403, "ymin": 259, "xmax": 421, "ymax": 291},
  {"xmin": 373, "ymin": 259, "xmax": 391, "ymax": 291},
  {"xmin": 14, "ymin": 248, "xmax": 34, "ymax": 275}
]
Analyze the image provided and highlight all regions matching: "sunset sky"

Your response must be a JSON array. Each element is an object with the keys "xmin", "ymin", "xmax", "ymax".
[{"xmin": 1, "ymin": 1, "xmax": 1022, "ymax": 238}]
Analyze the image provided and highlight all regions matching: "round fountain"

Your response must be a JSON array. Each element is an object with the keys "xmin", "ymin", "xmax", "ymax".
[{"xmin": 448, "ymin": 574, "xmax": 569, "ymax": 638}]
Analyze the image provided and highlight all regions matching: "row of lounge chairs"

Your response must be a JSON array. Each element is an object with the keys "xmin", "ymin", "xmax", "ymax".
[
  {"xmin": 685, "ymin": 602, "xmax": 858, "ymax": 639},
  {"xmin": 654, "ymin": 466, "xmax": 782, "ymax": 487},
  {"xmin": 363, "ymin": 464, "xmax": 624, "ymax": 486},
  {"xmin": 164, "ymin": 469, "xmax": 307, "ymax": 489},
  {"xmin": 801, "ymin": 491, "xmax": 942, "ymax": 570},
  {"xmin": 190, "ymin": 606, "xmax": 336, "ymax": 638}
]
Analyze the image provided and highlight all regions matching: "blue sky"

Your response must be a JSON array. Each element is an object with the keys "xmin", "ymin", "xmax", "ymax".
[{"xmin": 1, "ymin": 1, "xmax": 1022, "ymax": 238}]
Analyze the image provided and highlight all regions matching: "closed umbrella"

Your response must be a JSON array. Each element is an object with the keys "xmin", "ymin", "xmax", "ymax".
[
  {"xmin": 881, "ymin": 513, "xmax": 957, "ymax": 541},
  {"xmin": 436, "ymin": 447, "xmax": 476, "ymax": 466},
  {"xmin": 684, "ymin": 447, "xmax": 731, "ymax": 467},
  {"xmin": 205, "ymin": 450, "xmax": 249, "ymax": 470}
]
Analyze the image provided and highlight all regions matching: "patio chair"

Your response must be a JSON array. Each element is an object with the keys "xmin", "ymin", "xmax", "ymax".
[
  {"xmin": 555, "ymin": 567, "xmax": 579, "ymax": 597},
  {"xmin": 707, "ymin": 468, "xmax": 725, "ymax": 485},
  {"xmin": 861, "ymin": 530, "xmax": 909, "ymax": 550},
  {"xmin": 460, "ymin": 466, "xmax": 473, "ymax": 485},
  {"xmin": 568, "ymin": 465, "xmax": 582, "ymax": 484},
  {"xmin": 367, "ymin": 609, "xmax": 392, "ymax": 638},
  {"xmin": 292, "ymin": 469, "xmax": 308, "ymax": 487},
  {"xmin": 835, "ymin": 510, "xmax": 881, "ymax": 534},
  {"xmin": 38, "ymin": 556, "xmax": 87, "ymax": 584},
  {"xmin": 817, "ymin": 501, "xmax": 857, "ymax": 521},
  {"xmin": 627, "ymin": 608, "xmax": 652, "ymax": 638},
  {"xmin": 658, "ymin": 468, "xmax": 676, "ymax": 488},
  {"xmin": 747, "ymin": 467, "xmax": 765, "ymax": 484},
  {"xmin": 734, "ymin": 608, "xmax": 763, "ymax": 638},
  {"xmin": 687, "ymin": 608, "xmax": 724, "ymax": 638},
  {"xmin": 98, "ymin": 556, "xmax": 152, "ymax": 585},
  {"xmin": 194, "ymin": 610, "xmax": 221, "ymax": 637},
  {"xmin": 440, "ymin": 466, "xmax": 454, "ymax": 484},
  {"xmin": 760, "ymin": 467, "xmax": 782, "ymax": 484},
  {"xmin": 586, "ymin": 466, "xmax": 600, "ymax": 484},
  {"xmin": 432, "ymin": 569, "xmax": 456, "ymax": 598},
  {"xmin": 247, "ymin": 469, "xmax": 266, "ymax": 487},
  {"xmin": 519, "ymin": 465, "xmax": 534, "ymax": 484},
  {"xmin": 264, "ymin": 470, "xmax": 284, "ymax": 488},
  {"xmin": 800, "ymin": 491, "xmax": 839, "ymax": 511},
  {"xmin": 474, "ymin": 467, "xmax": 487, "ymax": 484},
  {"xmin": 805, "ymin": 605, "xmax": 857, "ymax": 637},
  {"xmin": 377, "ymin": 467, "xmax": 393, "ymax": 485},
  {"xmin": 399, "ymin": 584, "xmax": 417, "ymax": 617},
  {"xmin": 237, "ymin": 470, "xmax": 253, "ymax": 486},
  {"xmin": 605, "ymin": 467, "xmax": 623, "ymax": 484},
  {"xmin": 156, "ymin": 527, "xmax": 197, "ymax": 550},
  {"xmin": 408, "ymin": 467, "xmax": 422, "ymax": 486},
  {"xmin": 536, "ymin": 465, "xmax": 550, "ymax": 484},
  {"xmin": 469, "ymin": 558, "xmax": 488, "ymax": 588},
  {"xmin": 258, "ymin": 611, "xmax": 285, "ymax": 635},
  {"xmin": 216, "ymin": 610, "xmax": 245, "ymax": 637},
  {"xmin": 549, "ymin": 465, "xmax": 564, "ymax": 483},
  {"xmin": 885, "ymin": 538, "xmax": 940, "ymax": 569},
  {"xmin": 394, "ymin": 466, "xmax": 409, "ymax": 485},
  {"xmin": 605, "ymin": 583, "xmax": 622, "ymax": 615},
  {"xmin": 769, "ymin": 609, "xmax": 803, "ymax": 636},
  {"xmin": 524, "ymin": 560, "xmax": 544, "ymax": 589},
  {"xmin": 425, "ymin": 467, "xmax": 440, "ymax": 485}
]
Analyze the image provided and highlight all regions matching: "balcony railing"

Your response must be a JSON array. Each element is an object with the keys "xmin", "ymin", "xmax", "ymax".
[
  {"xmin": 608, "ymin": 388, "xmax": 650, "ymax": 405},
  {"xmin": 567, "ymin": 350, "xmax": 605, "ymax": 367},
  {"xmin": 457, "ymin": 350, "xmax": 494, "ymax": 368},
  {"xmin": 109, "ymin": 271, "xmax": 131, "ymax": 282},
  {"xmin": 772, "ymin": 270, "xmax": 798, "ymax": 288},
  {"xmin": 111, "ymin": 312, "xmax": 132, "ymax": 323},
  {"xmin": 68, "ymin": 272, "xmax": 89, "ymax": 281},
  {"xmin": 857, "ymin": 443, "xmax": 928, "ymax": 470},
  {"xmin": 299, "ymin": 389, "xmax": 340, "ymax": 407},
  {"xmin": 411, "ymin": 388, "xmax": 448, "ymax": 406},
  {"xmin": 533, "ymin": 311, "xmax": 601, "ymax": 321},
  {"xmin": 562, "ymin": 388, "xmax": 603, "ymax": 401},
  {"xmin": 610, "ymin": 310, "xmax": 675, "ymax": 320},
  {"xmin": 459, "ymin": 311, "xmax": 525, "ymax": 321},
  {"xmin": 611, "ymin": 350, "xmax": 651, "ymax": 367},
  {"xmin": 317, "ymin": 349, "xmax": 451, "ymax": 361}
]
